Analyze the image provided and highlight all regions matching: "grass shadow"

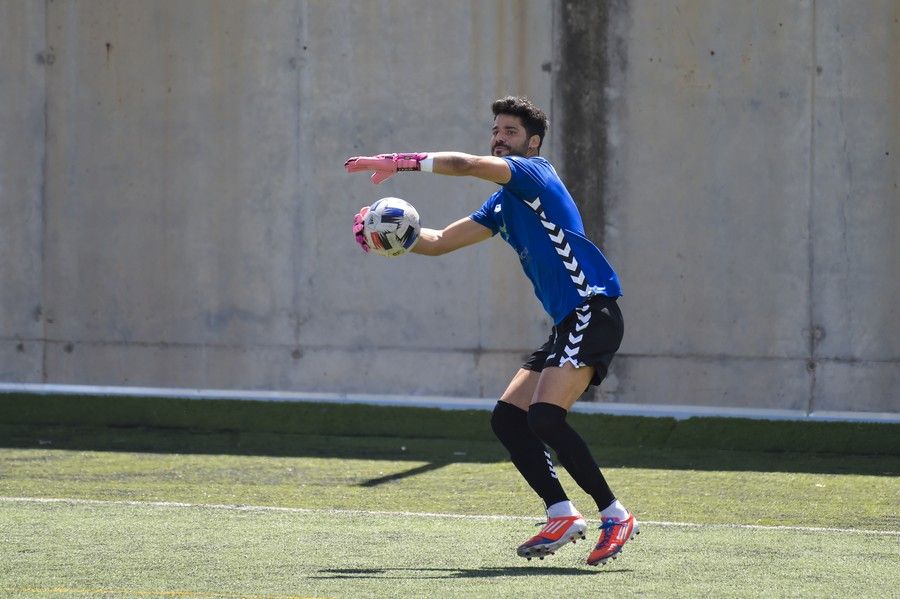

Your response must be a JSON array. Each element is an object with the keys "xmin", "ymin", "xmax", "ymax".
[
  {"xmin": 315, "ymin": 566, "xmax": 615, "ymax": 579},
  {"xmin": 359, "ymin": 462, "xmax": 450, "ymax": 486},
  {"xmin": 0, "ymin": 394, "xmax": 897, "ymax": 476}
]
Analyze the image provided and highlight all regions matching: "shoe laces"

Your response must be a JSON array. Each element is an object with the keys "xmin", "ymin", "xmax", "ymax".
[{"xmin": 598, "ymin": 518, "xmax": 623, "ymax": 531}]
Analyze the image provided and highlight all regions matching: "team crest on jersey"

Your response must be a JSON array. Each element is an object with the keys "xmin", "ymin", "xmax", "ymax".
[{"xmin": 495, "ymin": 202, "xmax": 510, "ymax": 241}]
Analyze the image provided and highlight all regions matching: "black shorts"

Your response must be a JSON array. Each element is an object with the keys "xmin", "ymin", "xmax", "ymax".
[{"xmin": 522, "ymin": 295, "xmax": 624, "ymax": 387}]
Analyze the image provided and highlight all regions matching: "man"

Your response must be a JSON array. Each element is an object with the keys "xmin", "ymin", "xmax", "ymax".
[{"xmin": 344, "ymin": 96, "xmax": 637, "ymax": 566}]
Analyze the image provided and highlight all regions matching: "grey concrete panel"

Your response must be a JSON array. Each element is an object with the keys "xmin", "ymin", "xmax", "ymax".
[
  {"xmin": 601, "ymin": 1, "xmax": 899, "ymax": 413},
  {"xmin": 43, "ymin": 338, "xmax": 527, "ymax": 398},
  {"xmin": 0, "ymin": 2, "xmax": 45, "ymax": 349},
  {"xmin": 605, "ymin": 1, "xmax": 815, "ymax": 360},
  {"xmin": 42, "ymin": 1, "xmax": 304, "ymax": 348},
  {"xmin": 296, "ymin": 0, "xmax": 554, "ymax": 356},
  {"xmin": 814, "ymin": 360, "xmax": 900, "ymax": 413},
  {"xmin": 601, "ymin": 355, "xmax": 811, "ymax": 411},
  {"xmin": 34, "ymin": 0, "xmax": 555, "ymax": 393},
  {"xmin": 811, "ymin": 0, "xmax": 900, "ymax": 364},
  {"xmin": 0, "ymin": 341, "xmax": 42, "ymax": 383}
]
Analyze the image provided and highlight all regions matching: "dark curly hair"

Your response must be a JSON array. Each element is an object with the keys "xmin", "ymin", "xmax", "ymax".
[{"xmin": 491, "ymin": 96, "xmax": 550, "ymax": 149}]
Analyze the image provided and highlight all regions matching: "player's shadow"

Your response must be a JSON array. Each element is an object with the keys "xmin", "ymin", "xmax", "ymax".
[
  {"xmin": 358, "ymin": 462, "xmax": 449, "ymax": 486},
  {"xmin": 315, "ymin": 566, "xmax": 621, "ymax": 579}
]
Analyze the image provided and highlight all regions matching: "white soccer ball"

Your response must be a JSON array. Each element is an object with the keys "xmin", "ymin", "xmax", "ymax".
[{"xmin": 363, "ymin": 197, "xmax": 421, "ymax": 257}]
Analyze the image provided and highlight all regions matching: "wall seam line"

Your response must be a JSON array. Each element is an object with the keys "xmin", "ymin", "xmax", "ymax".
[
  {"xmin": 806, "ymin": 0, "xmax": 818, "ymax": 416},
  {"xmin": 39, "ymin": 0, "xmax": 50, "ymax": 384}
]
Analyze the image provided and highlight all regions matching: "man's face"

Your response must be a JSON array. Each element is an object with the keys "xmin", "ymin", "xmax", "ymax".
[{"xmin": 491, "ymin": 114, "xmax": 536, "ymax": 157}]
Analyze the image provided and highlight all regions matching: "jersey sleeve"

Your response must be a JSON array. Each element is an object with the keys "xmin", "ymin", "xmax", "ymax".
[
  {"xmin": 502, "ymin": 156, "xmax": 551, "ymax": 198},
  {"xmin": 469, "ymin": 194, "xmax": 501, "ymax": 235}
]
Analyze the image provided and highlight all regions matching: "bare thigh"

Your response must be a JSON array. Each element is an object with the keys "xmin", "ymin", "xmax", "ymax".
[
  {"xmin": 533, "ymin": 364, "xmax": 595, "ymax": 411},
  {"xmin": 499, "ymin": 368, "xmax": 542, "ymax": 411},
  {"xmin": 500, "ymin": 364, "xmax": 594, "ymax": 412}
]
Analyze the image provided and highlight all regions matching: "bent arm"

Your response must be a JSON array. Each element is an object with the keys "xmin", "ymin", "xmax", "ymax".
[
  {"xmin": 428, "ymin": 152, "xmax": 511, "ymax": 185},
  {"xmin": 412, "ymin": 217, "xmax": 493, "ymax": 256}
]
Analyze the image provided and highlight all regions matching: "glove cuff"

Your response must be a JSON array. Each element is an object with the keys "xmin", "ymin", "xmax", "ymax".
[{"xmin": 393, "ymin": 152, "xmax": 430, "ymax": 172}]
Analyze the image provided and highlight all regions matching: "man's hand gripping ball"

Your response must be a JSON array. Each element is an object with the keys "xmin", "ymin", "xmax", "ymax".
[{"xmin": 352, "ymin": 206, "xmax": 370, "ymax": 253}]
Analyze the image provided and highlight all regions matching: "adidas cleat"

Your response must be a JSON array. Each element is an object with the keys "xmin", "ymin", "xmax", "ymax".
[
  {"xmin": 587, "ymin": 512, "xmax": 639, "ymax": 566},
  {"xmin": 517, "ymin": 515, "xmax": 587, "ymax": 560}
]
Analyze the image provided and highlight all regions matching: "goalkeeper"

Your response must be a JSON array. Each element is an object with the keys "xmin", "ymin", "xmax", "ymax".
[{"xmin": 345, "ymin": 96, "xmax": 637, "ymax": 566}]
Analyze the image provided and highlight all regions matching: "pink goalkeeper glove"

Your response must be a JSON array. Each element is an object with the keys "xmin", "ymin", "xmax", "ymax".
[
  {"xmin": 352, "ymin": 206, "xmax": 370, "ymax": 253},
  {"xmin": 344, "ymin": 152, "xmax": 429, "ymax": 184}
]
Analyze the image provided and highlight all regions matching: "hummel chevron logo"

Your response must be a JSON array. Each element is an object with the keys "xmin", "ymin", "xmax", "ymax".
[
  {"xmin": 564, "ymin": 345, "xmax": 580, "ymax": 357},
  {"xmin": 521, "ymin": 195, "xmax": 592, "ymax": 295},
  {"xmin": 577, "ymin": 312, "xmax": 590, "ymax": 323},
  {"xmin": 544, "ymin": 451, "xmax": 559, "ymax": 479},
  {"xmin": 525, "ymin": 198, "xmax": 542, "ymax": 210},
  {"xmin": 568, "ymin": 333, "xmax": 583, "ymax": 344},
  {"xmin": 559, "ymin": 357, "xmax": 581, "ymax": 367},
  {"xmin": 575, "ymin": 321, "xmax": 589, "ymax": 332}
]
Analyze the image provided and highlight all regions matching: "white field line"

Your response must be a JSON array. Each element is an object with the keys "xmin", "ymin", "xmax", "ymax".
[{"xmin": 2, "ymin": 495, "xmax": 898, "ymax": 537}]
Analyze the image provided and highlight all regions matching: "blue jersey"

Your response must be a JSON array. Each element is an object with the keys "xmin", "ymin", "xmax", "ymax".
[{"xmin": 470, "ymin": 156, "xmax": 622, "ymax": 324}]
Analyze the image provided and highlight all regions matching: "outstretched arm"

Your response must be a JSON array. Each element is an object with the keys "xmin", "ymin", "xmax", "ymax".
[
  {"xmin": 412, "ymin": 217, "xmax": 493, "ymax": 256},
  {"xmin": 345, "ymin": 152, "xmax": 511, "ymax": 185},
  {"xmin": 428, "ymin": 152, "xmax": 511, "ymax": 184}
]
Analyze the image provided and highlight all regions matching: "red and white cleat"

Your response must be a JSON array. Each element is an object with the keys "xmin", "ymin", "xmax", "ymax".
[
  {"xmin": 517, "ymin": 515, "xmax": 587, "ymax": 560},
  {"xmin": 587, "ymin": 512, "xmax": 639, "ymax": 566}
]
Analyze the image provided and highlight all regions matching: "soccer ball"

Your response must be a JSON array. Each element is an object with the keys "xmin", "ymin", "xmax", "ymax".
[{"xmin": 363, "ymin": 197, "xmax": 421, "ymax": 257}]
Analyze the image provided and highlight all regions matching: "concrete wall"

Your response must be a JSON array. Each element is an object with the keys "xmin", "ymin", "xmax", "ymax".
[
  {"xmin": 0, "ymin": 1, "xmax": 46, "ymax": 382},
  {"xmin": 0, "ymin": 0, "xmax": 896, "ymax": 414},
  {"xmin": 599, "ymin": 0, "xmax": 898, "ymax": 413}
]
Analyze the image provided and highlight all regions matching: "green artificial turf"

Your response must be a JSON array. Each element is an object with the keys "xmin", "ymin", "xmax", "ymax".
[{"xmin": 0, "ymin": 393, "xmax": 897, "ymax": 598}]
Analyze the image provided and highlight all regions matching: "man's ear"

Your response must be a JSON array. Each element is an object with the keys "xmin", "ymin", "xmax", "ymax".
[{"xmin": 527, "ymin": 134, "xmax": 541, "ymax": 153}]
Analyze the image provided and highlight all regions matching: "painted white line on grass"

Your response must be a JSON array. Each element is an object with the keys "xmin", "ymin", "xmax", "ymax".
[{"xmin": 2, "ymin": 495, "xmax": 898, "ymax": 537}]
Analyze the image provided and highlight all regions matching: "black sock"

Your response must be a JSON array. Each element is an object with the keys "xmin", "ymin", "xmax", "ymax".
[
  {"xmin": 527, "ymin": 402, "xmax": 616, "ymax": 511},
  {"xmin": 490, "ymin": 401, "xmax": 568, "ymax": 508}
]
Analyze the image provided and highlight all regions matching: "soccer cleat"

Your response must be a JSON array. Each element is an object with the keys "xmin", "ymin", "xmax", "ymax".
[
  {"xmin": 587, "ymin": 513, "xmax": 639, "ymax": 566},
  {"xmin": 517, "ymin": 515, "xmax": 587, "ymax": 560}
]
